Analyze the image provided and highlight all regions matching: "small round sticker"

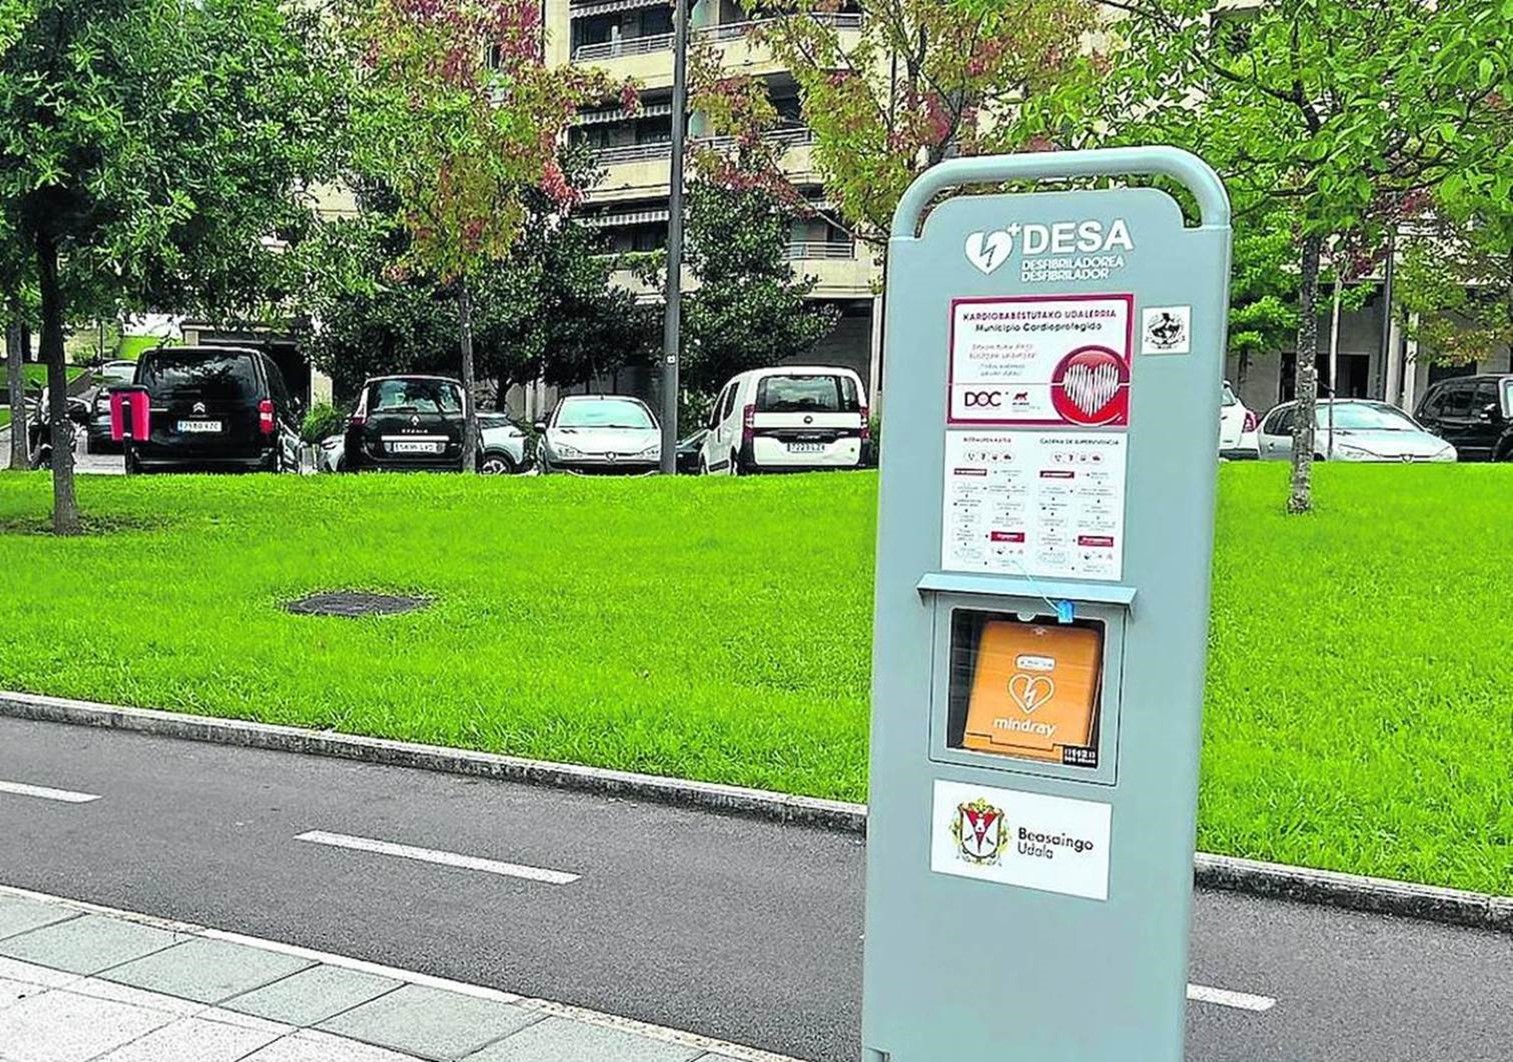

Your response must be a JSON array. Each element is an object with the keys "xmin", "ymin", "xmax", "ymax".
[{"xmin": 1050, "ymin": 346, "xmax": 1130, "ymax": 426}]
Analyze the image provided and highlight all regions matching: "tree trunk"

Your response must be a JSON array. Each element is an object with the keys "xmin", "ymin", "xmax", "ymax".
[
  {"xmin": 458, "ymin": 280, "xmax": 478, "ymax": 474},
  {"xmin": 5, "ymin": 317, "xmax": 27, "ymax": 471},
  {"xmin": 36, "ymin": 234, "xmax": 81, "ymax": 534},
  {"xmin": 1288, "ymin": 232, "xmax": 1324, "ymax": 515}
]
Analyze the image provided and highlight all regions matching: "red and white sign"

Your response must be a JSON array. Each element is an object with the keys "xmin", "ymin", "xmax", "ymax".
[
  {"xmin": 948, "ymin": 294, "xmax": 1133, "ymax": 427},
  {"xmin": 942, "ymin": 431, "xmax": 1127, "ymax": 581}
]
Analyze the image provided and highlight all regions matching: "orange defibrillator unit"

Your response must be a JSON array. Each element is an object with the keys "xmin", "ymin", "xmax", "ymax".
[{"xmin": 962, "ymin": 619, "xmax": 1103, "ymax": 764}]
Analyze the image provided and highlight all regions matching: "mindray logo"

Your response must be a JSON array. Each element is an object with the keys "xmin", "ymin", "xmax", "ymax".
[{"xmin": 965, "ymin": 220, "xmax": 1135, "ymax": 274}]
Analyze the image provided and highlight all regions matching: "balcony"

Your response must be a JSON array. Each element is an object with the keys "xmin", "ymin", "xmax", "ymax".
[
  {"xmin": 587, "ymin": 126, "xmax": 818, "ymax": 201},
  {"xmin": 572, "ymin": 12, "xmax": 864, "ymax": 86}
]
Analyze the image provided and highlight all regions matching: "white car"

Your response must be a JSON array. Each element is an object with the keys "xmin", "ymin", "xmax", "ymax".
[
  {"xmin": 1219, "ymin": 381, "xmax": 1258, "ymax": 459},
  {"xmin": 699, "ymin": 366, "xmax": 869, "ymax": 475},
  {"xmin": 537, "ymin": 394, "xmax": 661, "ymax": 474},
  {"xmin": 1256, "ymin": 399, "xmax": 1457, "ymax": 462}
]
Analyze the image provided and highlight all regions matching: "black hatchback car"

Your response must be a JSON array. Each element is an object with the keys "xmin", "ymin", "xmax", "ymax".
[
  {"xmin": 344, "ymin": 375, "xmax": 469, "ymax": 472},
  {"xmin": 124, "ymin": 346, "xmax": 301, "ymax": 474},
  {"xmin": 1414, "ymin": 374, "xmax": 1513, "ymax": 462}
]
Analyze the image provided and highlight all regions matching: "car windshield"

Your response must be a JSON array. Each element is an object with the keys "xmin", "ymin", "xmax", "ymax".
[
  {"xmin": 755, "ymin": 374, "xmax": 859, "ymax": 413},
  {"xmin": 101, "ymin": 363, "xmax": 136, "ymax": 384},
  {"xmin": 1502, "ymin": 379, "xmax": 1513, "ymax": 418},
  {"xmin": 556, "ymin": 398, "xmax": 653, "ymax": 429},
  {"xmin": 369, "ymin": 378, "xmax": 462, "ymax": 413},
  {"xmin": 1222, "ymin": 383, "xmax": 1238, "ymax": 407},
  {"xmin": 139, "ymin": 352, "xmax": 258, "ymax": 400},
  {"xmin": 1315, "ymin": 403, "xmax": 1417, "ymax": 430}
]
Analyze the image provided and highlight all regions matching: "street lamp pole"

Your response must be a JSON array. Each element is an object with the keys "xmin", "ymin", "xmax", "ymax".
[{"xmin": 659, "ymin": 0, "xmax": 691, "ymax": 474}]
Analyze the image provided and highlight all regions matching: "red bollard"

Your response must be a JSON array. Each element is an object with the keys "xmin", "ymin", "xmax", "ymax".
[{"xmin": 110, "ymin": 387, "xmax": 150, "ymax": 442}]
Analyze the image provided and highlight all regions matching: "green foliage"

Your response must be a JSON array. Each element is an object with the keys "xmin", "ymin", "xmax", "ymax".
[
  {"xmin": 740, "ymin": 0, "xmax": 1096, "ymax": 244},
  {"xmin": 299, "ymin": 402, "xmax": 347, "ymax": 445},
  {"xmin": 677, "ymin": 182, "xmax": 839, "ymax": 395},
  {"xmin": 0, "ymin": 0, "xmax": 349, "ymax": 320},
  {"xmin": 303, "ymin": 156, "xmax": 656, "ymax": 402},
  {"xmin": 2, "ymin": 464, "xmax": 1511, "ymax": 892}
]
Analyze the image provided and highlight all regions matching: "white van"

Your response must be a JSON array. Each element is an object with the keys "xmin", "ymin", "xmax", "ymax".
[{"xmin": 699, "ymin": 366, "xmax": 869, "ymax": 474}]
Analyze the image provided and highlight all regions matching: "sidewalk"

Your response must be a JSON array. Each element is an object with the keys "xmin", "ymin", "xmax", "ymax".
[{"xmin": 0, "ymin": 890, "xmax": 779, "ymax": 1062}]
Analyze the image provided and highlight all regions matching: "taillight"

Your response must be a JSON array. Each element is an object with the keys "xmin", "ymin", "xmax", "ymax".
[
  {"xmin": 859, "ymin": 405, "xmax": 871, "ymax": 441},
  {"xmin": 742, "ymin": 403, "xmax": 755, "ymax": 444},
  {"xmin": 1242, "ymin": 410, "xmax": 1258, "ymax": 432},
  {"xmin": 259, "ymin": 399, "xmax": 275, "ymax": 435},
  {"xmin": 348, "ymin": 413, "xmax": 365, "ymax": 429}
]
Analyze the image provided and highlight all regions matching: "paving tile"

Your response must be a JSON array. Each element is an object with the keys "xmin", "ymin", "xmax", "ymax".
[
  {"xmin": 0, "ymin": 976, "xmax": 49, "ymax": 1012},
  {"xmin": 197, "ymin": 1006, "xmax": 296, "ymax": 1036},
  {"xmin": 222, "ymin": 963, "xmax": 401, "ymax": 1027},
  {"xmin": 0, "ymin": 956, "xmax": 82, "ymax": 989},
  {"xmin": 243, "ymin": 1028, "xmax": 423, "ymax": 1062},
  {"xmin": 0, "ymin": 897, "xmax": 79, "ymax": 942},
  {"xmin": 90, "ymin": 1014, "xmax": 282, "ymax": 1062},
  {"xmin": 66, "ymin": 976, "xmax": 208, "ymax": 1017},
  {"xmin": 463, "ymin": 1018, "xmax": 703, "ymax": 1062},
  {"xmin": 0, "ymin": 915, "xmax": 181, "ymax": 976},
  {"xmin": 317, "ymin": 984, "xmax": 538, "ymax": 1061},
  {"xmin": 101, "ymin": 938, "xmax": 314, "ymax": 1004},
  {"xmin": 0, "ymin": 986, "xmax": 175, "ymax": 1062}
]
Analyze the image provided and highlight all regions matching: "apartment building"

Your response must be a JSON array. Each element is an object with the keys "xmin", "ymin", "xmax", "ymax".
[{"xmin": 548, "ymin": 0, "xmax": 883, "ymax": 400}]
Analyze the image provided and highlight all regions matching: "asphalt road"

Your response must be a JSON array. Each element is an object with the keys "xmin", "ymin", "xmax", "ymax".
[{"xmin": 0, "ymin": 717, "xmax": 1508, "ymax": 1061}]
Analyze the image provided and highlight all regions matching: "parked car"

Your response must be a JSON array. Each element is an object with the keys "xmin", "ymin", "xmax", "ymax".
[
  {"xmin": 83, "ymin": 360, "xmax": 140, "ymax": 454},
  {"xmin": 1413, "ymin": 374, "xmax": 1513, "ymax": 462},
  {"xmin": 124, "ymin": 346, "xmax": 301, "ymax": 474},
  {"xmin": 676, "ymin": 429, "xmax": 708, "ymax": 475},
  {"xmin": 699, "ymin": 366, "xmax": 868, "ymax": 475},
  {"xmin": 344, "ymin": 375, "xmax": 469, "ymax": 473},
  {"xmin": 477, "ymin": 412, "xmax": 533, "ymax": 474},
  {"xmin": 26, "ymin": 389, "xmax": 90, "ymax": 467},
  {"xmin": 536, "ymin": 394, "xmax": 661, "ymax": 474},
  {"xmin": 1256, "ymin": 399, "xmax": 1456, "ymax": 463},
  {"xmin": 1219, "ymin": 380, "xmax": 1258, "ymax": 459}
]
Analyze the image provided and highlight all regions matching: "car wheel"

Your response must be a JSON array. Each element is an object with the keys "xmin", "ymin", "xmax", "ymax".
[
  {"xmin": 1495, "ymin": 442, "xmax": 1513, "ymax": 463},
  {"xmin": 728, "ymin": 451, "xmax": 741, "ymax": 476},
  {"xmin": 697, "ymin": 456, "xmax": 709, "ymax": 476},
  {"xmin": 479, "ymin": 451, "xmax": 515, "ymax": 475}
]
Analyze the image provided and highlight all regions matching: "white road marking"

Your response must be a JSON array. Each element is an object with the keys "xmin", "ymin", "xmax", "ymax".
[
  {"xmin": 1188, "ymin": 982, "xmax": 1277, "ymax": 1011},
  {"xmin": 0, "ymin": 779, "xmax": 101, "ymax": 804},
  {"xmin": 295, "ymin": 830, "xmax": 579, "ymax": 885}
]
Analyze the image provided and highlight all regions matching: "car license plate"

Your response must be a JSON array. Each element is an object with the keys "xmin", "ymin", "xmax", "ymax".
[
  {"xmin": 390, "ymin": 440, "xmax": 443, "ymax": 454},
  {"xmin": 176, "ymin": 419, "xmax": 221, "ymax": 434},
  {"xmin": 787, "ymin": 442, "xmax": 825, "ymax": 453}
]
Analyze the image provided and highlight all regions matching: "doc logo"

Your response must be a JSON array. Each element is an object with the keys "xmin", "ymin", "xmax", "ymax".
[
  {"xmin": 965, "ymin": 230, "xmax": 1012, "ymax": 275},
  {"xmin": 951, "ymin": 798, "xmax": 1009, "ymax": 865}
]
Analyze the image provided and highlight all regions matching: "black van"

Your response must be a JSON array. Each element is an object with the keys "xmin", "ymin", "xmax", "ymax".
[
  {"xmin": 125, "ymin": 346, "xmax": 301, "ymax": 474},
  {"xmin": 1414, "ymin": 374, "xmax": 1513, "ymax": 462}
]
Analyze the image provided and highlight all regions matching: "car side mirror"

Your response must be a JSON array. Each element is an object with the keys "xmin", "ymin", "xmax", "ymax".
[{"xmin": 533, "ymin": 421, "xmax": 546, "ymax": 433}]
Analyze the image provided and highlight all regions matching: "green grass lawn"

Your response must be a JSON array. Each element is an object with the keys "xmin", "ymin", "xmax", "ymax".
[
  {"xmin": 21, "ymin": 364, "xmax": 86, "ymax": 390},
  {"xmin": 0, "ymin": 466, "xmax": 1508, "ymax": 894}
]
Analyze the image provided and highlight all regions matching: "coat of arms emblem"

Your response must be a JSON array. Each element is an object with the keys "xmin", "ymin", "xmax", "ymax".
[{"xmin": 951, "ymin": 798, "xmax": 1008, "ymax": 865}]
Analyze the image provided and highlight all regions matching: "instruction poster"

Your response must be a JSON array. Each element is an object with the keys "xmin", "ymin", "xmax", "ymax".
[
  {"xmin": 941, "ymin": 431, "xmax": 1127, "ymax": 581},
  {"xmin": 948, "ymin": 294, "xmax": 1133, "ymax": 426}
]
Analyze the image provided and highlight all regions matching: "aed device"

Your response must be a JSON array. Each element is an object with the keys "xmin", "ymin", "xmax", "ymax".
[
  {"xmin": 961, "ymin": 619, "xmax": 1102, "ymax": 764},
  {"xmin": 861, "ymin": 148, "xmax": 1231, "ymax": 1062}
]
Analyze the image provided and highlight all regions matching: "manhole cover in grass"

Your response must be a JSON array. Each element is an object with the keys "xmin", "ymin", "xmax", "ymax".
[{"xmin": 284, "ymin": 590, "xmax": 432, "ymax": 618}]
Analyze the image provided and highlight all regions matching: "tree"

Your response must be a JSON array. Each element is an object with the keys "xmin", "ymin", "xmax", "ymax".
[
  {"xmin": 339, "ymin": 0, "xmax": 614, "ymax": 471},
  {"xmin": 741, "ymin": 0, "xmax": 1096, "ymax": 247},
  {"xmin": 1059, "ymin": 0, "xmax": 1512, "ymax": 511},
  {"xmin": 676, "ymin": 181, "xmax": 839, "ymax": 395},
  {"xmin": 5, "ymin": 319, "xmax": 25, "ymax": 470},
  {"xmin": 0, "ymin": 0, "xmax": 349, "ymax": 532},
  {"xmin": 304, "ymin": 153, "xmax": 655, "ymax": 404}
]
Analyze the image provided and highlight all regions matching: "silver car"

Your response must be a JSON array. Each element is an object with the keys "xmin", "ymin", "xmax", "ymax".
[
  {"xmin": 1256, "ymin": 399, "xmax": 1456, "ymax": 463},
  {"xmin": 317, "ymin": 412, "xmax": 531, "ymax": 473},
  {"xmin": 537, "ymin": 395, "xmax": 661, "ymax": 474}
]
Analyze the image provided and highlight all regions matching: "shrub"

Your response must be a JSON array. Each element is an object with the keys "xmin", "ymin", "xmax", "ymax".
[{"xmin": 300, "ymin": 402, "xmax": 346, "ymax": 444}]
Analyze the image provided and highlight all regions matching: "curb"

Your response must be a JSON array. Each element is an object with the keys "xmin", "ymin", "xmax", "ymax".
[{"xmin": 2, "ymin": 690, "xmax": 1509, "ymax": 934}]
